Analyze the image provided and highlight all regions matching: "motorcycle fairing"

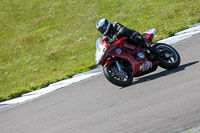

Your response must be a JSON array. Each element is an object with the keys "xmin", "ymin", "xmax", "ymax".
[{"xmin": 101, "ymin": 38, "xmax": 158, "ymax": 76}]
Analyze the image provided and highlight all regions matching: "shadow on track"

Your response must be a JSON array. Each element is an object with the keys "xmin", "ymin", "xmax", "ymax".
[{"xmin": 121, "ymin": 61, "xmax": 199, "ymax": 89}]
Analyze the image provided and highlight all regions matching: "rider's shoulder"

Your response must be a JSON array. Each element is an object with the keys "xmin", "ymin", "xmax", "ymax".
[
  {"xmin": 113, "ymin": 22, "xmax": 121, "ymax": 26},
  {"xmin": 112, "ymin": 22, "xmax": 124, "ymax": 28},
  {"xmin": 113, "ymin": 22, "xmax": 118, "ymax": 25}
]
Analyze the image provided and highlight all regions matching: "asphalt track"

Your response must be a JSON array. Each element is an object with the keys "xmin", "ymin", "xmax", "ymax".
[{"xmin": 0, "ymin": 35, "xmax": 200, "ymax": 133}]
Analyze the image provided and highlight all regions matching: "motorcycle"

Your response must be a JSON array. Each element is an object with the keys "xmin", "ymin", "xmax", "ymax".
[{"xmin": 95, "ymin": 28, "xmax": 181, "ymax": 87}]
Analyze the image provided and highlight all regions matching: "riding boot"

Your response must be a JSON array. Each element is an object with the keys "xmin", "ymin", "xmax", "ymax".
[
  {"xmin": 129, "ymin": 32, "xmax": 160, "ymax": 56},
  {"xmin": 148, "ymin": 46, "xmax": 160, "ymax": 56}
]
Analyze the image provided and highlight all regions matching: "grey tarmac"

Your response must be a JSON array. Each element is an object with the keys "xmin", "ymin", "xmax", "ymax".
[{"xmin": 0, "ymin": 35, "xmax": 200, "ymax": 133}]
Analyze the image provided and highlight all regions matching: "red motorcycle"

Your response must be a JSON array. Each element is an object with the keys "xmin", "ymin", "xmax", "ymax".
[{"xmin": 95, "ymin": 28, "xmax": 181, "ymax": 87}]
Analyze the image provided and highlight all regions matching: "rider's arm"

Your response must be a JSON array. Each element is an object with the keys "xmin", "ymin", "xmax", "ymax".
[
  {"xmin": 113, "ymin": 22, "xmax": 138, "ymax": 39},
  {"xmin": 112, "ymin": 22, "xmax": 129, "ymax": 39}
]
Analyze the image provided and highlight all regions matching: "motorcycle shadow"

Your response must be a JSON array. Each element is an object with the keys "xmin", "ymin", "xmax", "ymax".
[{"xmin": 125, "ymin": 61, "xmax": 199, "ymax": 88}]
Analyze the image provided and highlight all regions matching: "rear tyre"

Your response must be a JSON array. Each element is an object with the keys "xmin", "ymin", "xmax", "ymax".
[
  {"xmin": 153, "ymin": 43, "xmax": 181, "ymax": 69},
  {"xmin": 103, "ymin": 63, "xmax": 133, "ymax": 87}
]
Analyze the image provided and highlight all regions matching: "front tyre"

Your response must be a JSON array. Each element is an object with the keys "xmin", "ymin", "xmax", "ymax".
[
  {"xmin": 103, "ymin": 63, "xmax": 133, "ymax": 87},
  {"xmin": 153, "ymin": 43, "xmax": 181, "ymax": 69}
]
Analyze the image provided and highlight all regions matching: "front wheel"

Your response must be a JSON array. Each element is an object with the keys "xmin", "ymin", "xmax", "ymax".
[
  {"xmin": 103, "ymin": 63, "xmax": 133, "ymax": 87},
  {"xmin": 153, "ymin": 43, "xmax": 181, "ymax": 69}
]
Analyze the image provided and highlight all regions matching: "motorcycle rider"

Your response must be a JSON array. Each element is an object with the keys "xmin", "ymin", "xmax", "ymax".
[{"xmin": 96, "ymin": 18, "xmax": 160, "ymax": 56}]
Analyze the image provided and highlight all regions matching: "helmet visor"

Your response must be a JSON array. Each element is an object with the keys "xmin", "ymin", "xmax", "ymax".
[
  {"xmin": 98, "ymin": 26, "xmax": 107, "ymax": 35},
  {"xmin": 97, "ymin": 19, "xmax": 110, "ymax": 35}
]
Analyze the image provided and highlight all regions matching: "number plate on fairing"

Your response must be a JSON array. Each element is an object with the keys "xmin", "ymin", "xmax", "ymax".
[{"xmin": 140, "ymin": 61, "xmax": 152, "ymax": 71}]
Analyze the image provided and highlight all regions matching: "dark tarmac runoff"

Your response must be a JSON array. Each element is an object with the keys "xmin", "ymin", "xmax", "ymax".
[{"xmin": 0, "ymin": 35, "xmax": 200, "ymax": 133}]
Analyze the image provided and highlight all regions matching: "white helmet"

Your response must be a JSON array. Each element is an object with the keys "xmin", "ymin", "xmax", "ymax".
[{"xmin": 96, "ymin": 18, "xmax": 111, "ymax": 36}]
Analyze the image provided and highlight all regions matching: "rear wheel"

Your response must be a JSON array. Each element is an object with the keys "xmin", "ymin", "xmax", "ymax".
[
  {"xmin": 153, "ymin": 43, "xmax": 181, "ymax": 69},
  {"xmin": 103, "ymin": 63, "xmax": 133, "ymax": 87}
]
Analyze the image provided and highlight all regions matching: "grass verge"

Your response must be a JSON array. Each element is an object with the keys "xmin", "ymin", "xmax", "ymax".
[{"xmin": 0, "ymin": 0, "xmax": 200, "ymax": 102}]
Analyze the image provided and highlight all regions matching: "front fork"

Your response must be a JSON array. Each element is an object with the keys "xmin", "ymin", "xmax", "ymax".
[
  {"xmin": 104, "ymin": 59, "xmax": 122, "ymax": 72},
  {"xmin": 115, "ymin": 60, "xmax": 122, "ymax": 72}
]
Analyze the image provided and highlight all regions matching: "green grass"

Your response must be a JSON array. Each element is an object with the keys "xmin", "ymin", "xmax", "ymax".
[{"xmin": 0, "ymin": 0, "xmax": 200, "ymax": 102}]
